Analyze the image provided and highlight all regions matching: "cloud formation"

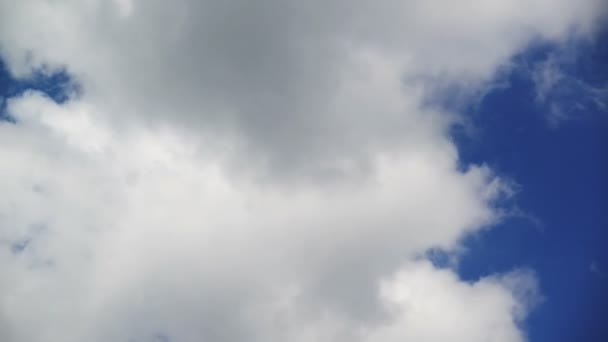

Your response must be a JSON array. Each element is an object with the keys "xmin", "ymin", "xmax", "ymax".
[
  {"xmin": 1, "ymin": 0, "xmax": 605, "ymax": 176},
  {"xmin": 0, "ymin": 1, "xmax": 604, "ymax": 341},
  {"xmin": 531, "ymin": 50, "xmax": 608, "ymax": 126}
]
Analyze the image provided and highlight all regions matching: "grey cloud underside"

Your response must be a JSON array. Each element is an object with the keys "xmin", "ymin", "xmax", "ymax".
[
  {"xmin": 1, "ymin": 0, "xmax": 604, "ymax": 178},
  {"xmin": 0, "ymin": 1, "xmax": 605, "ymax": 341}
]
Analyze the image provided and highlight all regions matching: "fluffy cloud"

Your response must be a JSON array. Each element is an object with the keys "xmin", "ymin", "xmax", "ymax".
[
  {"xmin": 0, "ymin": 0, "xmax": 605, "ymax": 176},
  {"xmin": 0, "ymin": 1, "xmax": 603, "ymax": 341},
  {"xmin": 1, "ymin": 92, "xmax": 507, "ymax": 341}
]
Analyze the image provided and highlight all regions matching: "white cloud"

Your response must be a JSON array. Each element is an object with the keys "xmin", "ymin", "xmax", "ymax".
[
  {"xmin": 531, "ymin": 50, "xmax": 608, "ymax": 127},
  {"xmin": 0, "ymin": 0, "xmax": 605, "ymax": 176},
  {"xmin": 0, "ymin": 1, "xmax": 603, "ymax": 341},
  {"xmin": 365, "ymin": 263, "xmax": 538, "ymax": 342},
  {"xmin": 1, "ymin": 92, "xmax": 509, "ymax": 341},
  {"xmin": 533, "ymin": 56, "xmax": 565, "ymax": 104}
]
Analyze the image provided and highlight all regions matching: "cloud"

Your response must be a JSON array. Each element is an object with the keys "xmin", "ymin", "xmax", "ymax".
[
  {"xmin": 532, "ymin": 56, "xmax": 566, "ymax": 104},
  {"xmin": 364, "ymin": 264, "xmax": 538, "ymax": 342},
  {"xmin": 0, "ymin": 1, "xmax": 603, "ymax": 341},
  {"xmin": 1, "ymin": 91, "xmax": 509, "ymax": 341},
  {"xmin": 530, "ymin": 40, "xmax": 608, "ymax": 127},
  {"xmin": 0, "ymin": 0, "xmax": 605, "ymax": 177}
]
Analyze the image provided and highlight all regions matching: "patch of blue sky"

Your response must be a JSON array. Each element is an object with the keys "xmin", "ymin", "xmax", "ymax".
[
  {"xmin": 447, "ymin": 26, "xmax": 608, "ymax": 341},
  {"xmin": 0, "ymin": 59, "xmax": 80, "ymax": 122}
]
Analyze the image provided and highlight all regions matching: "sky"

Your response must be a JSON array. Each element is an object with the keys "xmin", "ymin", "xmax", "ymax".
[{"xmin": 0, "ymin": 1, "xmax": 606, "ymax": 342}]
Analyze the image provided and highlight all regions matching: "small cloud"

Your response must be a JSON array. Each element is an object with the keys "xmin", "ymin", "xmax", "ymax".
[
  {"xmin": 529, "ymin": 48, "xmax": 607, "ymax": 127},
  {"xmin": 532, "ymin": 56, "xmax": 565, "ymax": 104},
  {"xmin": 590, "ymin": 261, "xmax": 606, "ymax": 278}
]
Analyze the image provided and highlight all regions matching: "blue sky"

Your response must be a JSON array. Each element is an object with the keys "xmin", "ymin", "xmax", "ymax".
[
  {"xmin": 455, "ymin": 27, "xmax": 608, "ymax": 341},
  {"xmin": 0, "ymin": 2, "xmax": 606, "ymax": 342}
]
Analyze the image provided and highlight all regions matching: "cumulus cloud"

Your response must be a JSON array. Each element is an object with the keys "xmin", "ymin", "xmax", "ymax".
[
  {"xmin": 1, "ymin": 92, "xmax": 507, "ymax": 341},
  {"xmin": 1, "ymin": 0, "xmax": 605, "ymax": 176},
  {"xmin": 0, "ymin": 1, "xmax": 603, "ymax": 341}
]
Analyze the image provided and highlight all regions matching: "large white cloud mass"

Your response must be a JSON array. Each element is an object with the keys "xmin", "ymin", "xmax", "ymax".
[{"xmin": 0, "ymin": 1, "xmax": 604, "ymax": 341}]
